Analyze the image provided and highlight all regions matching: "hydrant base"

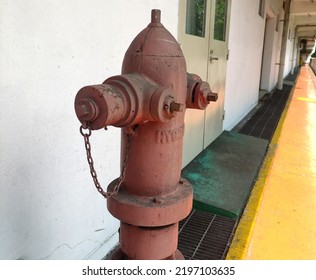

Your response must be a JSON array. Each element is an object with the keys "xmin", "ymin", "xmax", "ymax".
[
  {"xmin": 109, "ymin": 247, "xmax": 185, "ymax": 260},
  {"xmin": 120, "ymin": 222, "xmax": 178, "ymax": 259}
]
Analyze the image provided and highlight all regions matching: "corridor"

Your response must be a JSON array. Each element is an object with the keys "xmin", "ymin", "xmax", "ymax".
[{"xmin": 227, "ymin": 65, "xmax": 316, "ymax": 259}]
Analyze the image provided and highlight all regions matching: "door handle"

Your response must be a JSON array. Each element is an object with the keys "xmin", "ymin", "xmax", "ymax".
[{"xmin": 209, "ymin": 50, "xmax": 218, "ymax": 62}]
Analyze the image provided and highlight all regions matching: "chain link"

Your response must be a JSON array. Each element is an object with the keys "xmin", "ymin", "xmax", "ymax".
[{"xmin": 80, "ymin": 125, "xmax": 132, "ymax": 198}]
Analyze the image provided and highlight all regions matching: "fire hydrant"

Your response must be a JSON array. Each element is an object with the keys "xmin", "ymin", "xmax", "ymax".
[{"xmin": 75, "ymin": 9, "xmax": 217, "ymax": 260}]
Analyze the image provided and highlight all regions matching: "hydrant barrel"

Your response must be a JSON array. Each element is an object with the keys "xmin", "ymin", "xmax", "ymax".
[{"xmin": 119, "ymin": 9, "xmax": 187, "ymax": 197}]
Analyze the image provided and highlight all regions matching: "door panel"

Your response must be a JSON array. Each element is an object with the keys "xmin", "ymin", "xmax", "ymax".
[
  {"xmin": 179, "ymin": 0, "xmax": 230, "ymax": 167},
  {"xmin": 179, "ymin": 0, "xmax": 210, "ymax": 167},
  {"xmin": 204, "ymin": 0, "xmax": 229, "ymax": 147}
]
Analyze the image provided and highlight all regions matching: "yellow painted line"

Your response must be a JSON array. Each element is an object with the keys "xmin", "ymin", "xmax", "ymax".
[
  {"xmin": 226, "ymin": 72, "xmax": 299, "ymax": 260},
  {"xmin": 297, "ymin": 97, "xmax": 316, "ymax": 103},
  {"xmin": 270, "ymin": 81, "xmax": 295, "ymax": 145}
]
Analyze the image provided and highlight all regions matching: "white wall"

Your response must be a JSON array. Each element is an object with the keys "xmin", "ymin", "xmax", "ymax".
[
  {"xmin": 260, "ymin": 6, "xmax": 284, "ymax": 92},
  {"xmin": 260, "ymin": 15, "xmax": 278, "ymax": 91},
  {"xmin": 223, "ymin": 0, "xmax": 295, "ymax": 131},
  {"xmin": 0, "ymin": 0, "xmax": 178, "ymax": 260},
  {"xmin": 272, "ymin": 9, "xmax": 284, "ymax": 86},
  {"xmin": 284, "ymin": 16, "xmax": 296, "ymax": 77},
  {"xmin": 223, "ymin": 0, "xmax": 266, "ymax": 130}
]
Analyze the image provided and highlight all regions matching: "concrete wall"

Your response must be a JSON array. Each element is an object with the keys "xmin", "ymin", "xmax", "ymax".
[
  {"xmin": 0, "ymin": 0, "xmax": 178, "ymax": 260},
  {"xmin": 260, "ymin": 9, "xmax": 295, "ymax": 90},
  {"xmin": 260, "ymin": 14, "xmax": 279, "ymax": 92},
  {"xmin": 223, "ymin": 0, "xmax": 294, "ymax": 131},
  {"xmin": 223, "ymin": 0, "xmax": 266, "ymax": 130},
  {"xmin": 268, "ymin": 1, "xmax": 295, "ymax": 80},
  {"xmin": 284, "ymin": 15, "xmax": 296, "ymax": 76}
]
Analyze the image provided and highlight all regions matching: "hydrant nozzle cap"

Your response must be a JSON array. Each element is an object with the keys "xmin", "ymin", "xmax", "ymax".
[
  {"xmin": 76, "ymin": 98, "xmax": 99, "ymax": 122},
  {"xmin": 207, "ymin": 92, "xmax": 218, "ymax": 102}
]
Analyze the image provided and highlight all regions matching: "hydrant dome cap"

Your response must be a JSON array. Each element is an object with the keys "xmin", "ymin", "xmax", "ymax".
[{"xmin": 123, "ymin": 13, "xmax": 184, "ymax": 60}]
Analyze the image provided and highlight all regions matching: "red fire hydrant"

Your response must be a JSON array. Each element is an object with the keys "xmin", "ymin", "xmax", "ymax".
[{"xmin": 75, "ymin": 9, "xmax": 217, "ymax": 260}]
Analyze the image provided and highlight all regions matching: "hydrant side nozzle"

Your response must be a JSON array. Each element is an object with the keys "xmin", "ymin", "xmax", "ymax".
[
  {"xmin": 186, "ymin": 73, "xmax": 216, "ymax": 110},
  {"xmin": 75, "ymin": 84, "xmax": 126, "ymax": 130},
  {"xmin": 75, "ymin": 74, "xmax": 182, "ymax": 129},
  {"xmin": 186, "ymin": 73, "xmax": 200, "ymax": 109}
]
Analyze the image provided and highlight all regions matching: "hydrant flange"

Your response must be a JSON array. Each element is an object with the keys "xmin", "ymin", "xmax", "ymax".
[{"xmin": 107, "ymin": 178, "xmax": 193, "ymax": 227}]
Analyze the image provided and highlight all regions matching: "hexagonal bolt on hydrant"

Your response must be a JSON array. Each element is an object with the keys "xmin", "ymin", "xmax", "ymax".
[{"xmin": 74, "ymin": 9, "xmax": 217, "ymax": 260}]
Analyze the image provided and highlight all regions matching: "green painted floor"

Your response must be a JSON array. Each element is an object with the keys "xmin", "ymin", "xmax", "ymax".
[{"xmin": 181, "ymin": 131, "xmax": 268, "ymax": 218}]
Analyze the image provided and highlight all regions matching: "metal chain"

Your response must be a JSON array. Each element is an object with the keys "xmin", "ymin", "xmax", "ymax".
[{"xmin": 80, "ymin": 125, "xmax": 132, "ymax": 198}]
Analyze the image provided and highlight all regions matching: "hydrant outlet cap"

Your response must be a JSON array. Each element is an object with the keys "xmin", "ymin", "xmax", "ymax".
[{"xmin": 75, "ymin": 97, "xmax": 99, "ymax": 122}]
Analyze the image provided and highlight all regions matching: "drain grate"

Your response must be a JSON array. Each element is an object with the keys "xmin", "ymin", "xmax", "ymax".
[
  {"xmin": 237, "ymin": 85, "xmax": 292, "ymax": 141},
  {"xmin": 178, "ymin": 209, "xmax": 237, "ymax": 260},
  {"xmin": 236, "ymin": 70, "xmax": 298, "ymax": 141}
]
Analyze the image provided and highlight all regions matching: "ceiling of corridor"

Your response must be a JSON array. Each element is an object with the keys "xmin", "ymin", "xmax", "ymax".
[
  {"xmin": 291, "ymin": 0, "xmax": 316, "ymax": 41},
  {"xmin": 292, "ymin": 0, "xmax": 316, "ymax": 16}
]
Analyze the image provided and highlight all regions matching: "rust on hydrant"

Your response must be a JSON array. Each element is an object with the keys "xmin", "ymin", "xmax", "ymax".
[{"xmin": 74, "ymin": 9, "xmax": 217, "ymax": 260}]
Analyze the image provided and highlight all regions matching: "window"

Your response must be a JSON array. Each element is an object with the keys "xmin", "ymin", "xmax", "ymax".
[
  {"xmin": 214, "ymin": 0, "xmax": 228, "ymax": 41},
  {"xmin": 258, "ymin": 0, "xmax": 265, "ymax": 18},
  {"xmin": 186, "ymin": 0, "xmax": 206, "ymax": 37}
]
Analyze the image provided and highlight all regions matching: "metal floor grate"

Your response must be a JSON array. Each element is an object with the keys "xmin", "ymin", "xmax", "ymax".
[
  {"xmin": 237, "ymin": 84, "xmax": 292, "ymax": 141},
  {"xmin": 235, "ymin": 70, "xmax": 298, "ymax": 141},
  {"xmin": 178, "ymin": 209, "xmax": 237, "ymax": 260}
]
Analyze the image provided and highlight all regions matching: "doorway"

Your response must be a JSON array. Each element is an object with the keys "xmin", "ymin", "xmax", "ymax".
[
  {"xmin": 178, "ymin": 0, "xmax": 230, "ymax": 167},
  {"xmin": 259, "ymin": 10, "xmax": 278, "ymax": 96}
]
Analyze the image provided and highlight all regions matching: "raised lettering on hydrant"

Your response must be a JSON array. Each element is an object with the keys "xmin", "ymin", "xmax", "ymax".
[{"xmin": 74, "ymin": 9, "xmax": 217, "ymax": 260}]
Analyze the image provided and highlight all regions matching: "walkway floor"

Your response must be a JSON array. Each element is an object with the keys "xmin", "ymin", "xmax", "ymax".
[{"xmin": 227, "ymin": 65, "xmax": 316, "ymax": 259}]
